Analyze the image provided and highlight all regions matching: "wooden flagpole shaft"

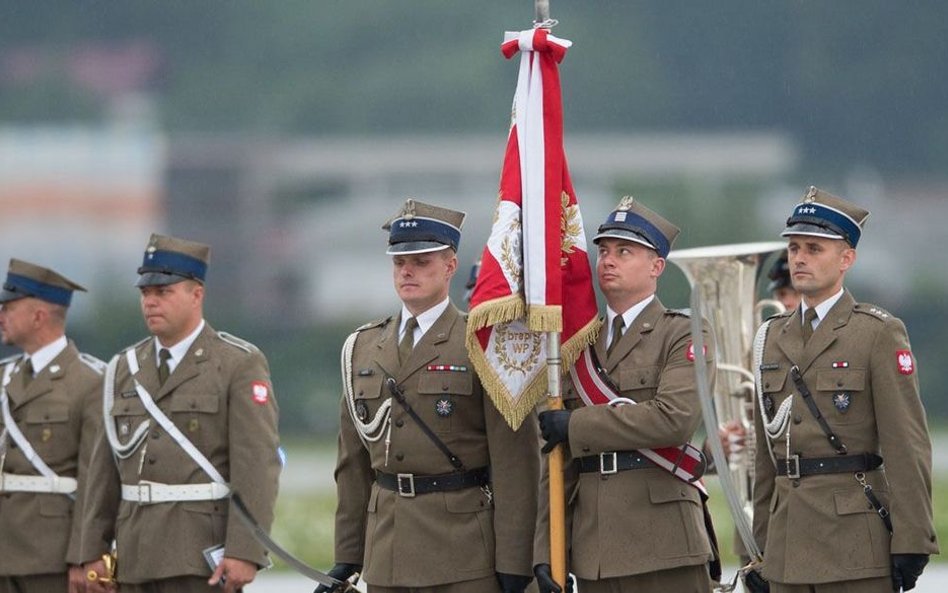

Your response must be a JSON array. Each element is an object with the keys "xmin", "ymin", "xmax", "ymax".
[{"xmin": 546, "ymin": 331, "xmax": 567, "ymax": 589}]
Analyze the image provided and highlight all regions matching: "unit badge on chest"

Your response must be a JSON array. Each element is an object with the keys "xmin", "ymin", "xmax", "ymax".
[
  {"xmin": 355, "ymin": 400, "xmax": 369, "ymax": 422},
  {"xmin": 435, "ymin": 397, "xmax": 454, "ymax": 417},
  {"xmin": 833, "ymin": 392, "xmax": 851, "ymax": 413}
]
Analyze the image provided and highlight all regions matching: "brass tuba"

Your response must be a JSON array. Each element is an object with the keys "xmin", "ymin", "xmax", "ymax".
[{"xmin": 668, "ymin": 242, "xmax": 786, "ymax": 532}]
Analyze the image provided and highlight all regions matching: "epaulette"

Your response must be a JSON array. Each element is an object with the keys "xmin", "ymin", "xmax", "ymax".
[
  {"xmin": 79, "ymin": 352, "xmax": 107, "ymax": 375},
  {"xmin": 854, "ymin": 303, "xmax": 892, "ymax": 322},
  {"xmin": 665, "ymin": 308, "xmax": 691, "ymax": 318},
  {"xmin": 767, "ymin": 309, "xmax": 793, "ymax": 321},
  {"xmin": 355, "ymin": 316, "xmax": 392, "ymax": 332},
  {"xmin": 217, "ymin": 331, "xmax": 259, "ymax": 353}
]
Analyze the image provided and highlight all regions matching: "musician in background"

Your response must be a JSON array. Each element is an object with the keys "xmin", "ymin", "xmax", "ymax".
[
  {"xmin": 752, "ymin": 187, "xmax": 937, "ymax": 592},
  {"xmin": 535, "ymin": 197, "xmax": 717, "ymax": 593}
]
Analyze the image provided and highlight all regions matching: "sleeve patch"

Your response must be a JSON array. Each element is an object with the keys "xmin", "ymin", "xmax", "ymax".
[
  {"xmin": 251, "ymin": 381, "xmax": 270, "ymax": 404},
  {"xmin": 896, "ymin": 350, "xmax": 915, "ymax": 375},
  {"xmin": 686, "ymin": 341, "xmax": 707, "ymax": 362}
]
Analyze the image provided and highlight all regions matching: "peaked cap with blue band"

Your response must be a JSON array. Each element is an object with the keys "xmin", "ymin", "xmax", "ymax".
[
  {"xmin": 782, "ymin": 186, "xmax": 870, "ymax": 247},
  {"xmin": 0, "ymin": 258, "xmax": 86, "ymax": 307},
  {"xmin": 593, "ymin": 196, "xmax": 680, "ymax": 258},
  {"xmin": 383, "ymin": 198, "xmax": 465, "ymax": 255},
  {"xmin": 136, "ymin": 233, "xmax": 211, "ymax": 287}
]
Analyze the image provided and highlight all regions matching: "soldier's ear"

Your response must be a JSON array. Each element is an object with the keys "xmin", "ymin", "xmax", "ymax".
[{"xmin": 839, "ymin": 246, "xmax": 857, "ymax": 272}]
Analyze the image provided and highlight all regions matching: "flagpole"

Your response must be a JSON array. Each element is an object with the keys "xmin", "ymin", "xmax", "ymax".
[{"xmin": 533, "ymin": 1, "xmax": 567, "ymax": 587}]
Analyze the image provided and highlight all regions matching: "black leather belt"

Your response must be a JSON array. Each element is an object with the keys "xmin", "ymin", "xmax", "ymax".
[
  {"xmin": 776, "ymin": 452, "xmax": 883, "ymax": 479},
  {"xmin": 376, "ymin": 467, "xmax": 489, "ymax": 497},
  {"xmin": 576, "ymin": 451, "xmax": 654, "ymax": 474}
]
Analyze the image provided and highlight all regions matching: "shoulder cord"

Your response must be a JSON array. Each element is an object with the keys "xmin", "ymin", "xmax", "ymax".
[
  {"xmin": 753, "ymin": 320, "xmax": 792, "ymax": 467},
  {"xmin": 103, "ymin": 354, "xmax": 151, "ymax": 459},
  {"xmin": 341, "ymin": 330, "xmax": 392, "ymax": 448}
]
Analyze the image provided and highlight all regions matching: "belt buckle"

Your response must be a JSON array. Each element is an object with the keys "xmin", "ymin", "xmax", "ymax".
[
  {"xmin": 396, "ymin": 473, "xmax": 416, "ymax": 497},
  {"xmin": 785, "ymin": 454, "xmax": 801, "ymax": 479},
  {"xmin": 599, "ymin": 452, "xmax": 618, "ymax": 475},
  {"xmin": 137, "ymin": 482, "xmax": 153, "ymax": 504}
]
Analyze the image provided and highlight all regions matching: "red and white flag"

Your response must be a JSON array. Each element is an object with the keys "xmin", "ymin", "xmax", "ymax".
[{"xmin": 466, "ymin": 28, "xmax": 599, "ymax": 429}]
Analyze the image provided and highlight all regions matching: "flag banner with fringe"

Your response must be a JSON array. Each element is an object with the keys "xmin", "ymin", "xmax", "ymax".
[{"xmin": 466, "ymin": 28, "xmax": 599, "ymax": 429}]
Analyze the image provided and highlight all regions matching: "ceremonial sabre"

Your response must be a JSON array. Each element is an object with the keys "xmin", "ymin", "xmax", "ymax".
[{"xmin": 230, "ymin": 493, "xmax": 358, "ymax": 591}]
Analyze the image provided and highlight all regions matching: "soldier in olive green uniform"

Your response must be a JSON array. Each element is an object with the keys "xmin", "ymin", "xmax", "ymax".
[
  {"xmin": 0, "ymin": 259, "xmax": 104, "ymax": 593},
  {"xmin": 318, "ymin": 200, "xmax": 539, "ymax": 593},
  {"xmin": 536, "ymin": 198, "xmax": 717, "ymax": 593},
  {"xmin": 752, "ymin": 187, "xmax": 938, "ymax": 593},
  {"xmin": 80, "ymin": 234, "xmax": 281, "ymax": 593}
]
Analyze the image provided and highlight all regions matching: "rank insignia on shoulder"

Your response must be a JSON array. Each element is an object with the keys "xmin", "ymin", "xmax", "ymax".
[
  {"xmin": 760, "ymin": 362, "xmax": 780, "ymax": 371},
  {"xmin": 832, "ymin": 361, "xmax": 849, "ymax": 369},
  {"xmin": 355, "ymin": 400, "xmax": 369, "ymax": 422},
  {"xmin": 251, "ymin": 381, "xmax": 270, "ymax": 405},
  {"xmin": 833, "ymin": 392, "xmax": 851, "ymax": 412},
  {"xmin": 896, "ymin": 350, "xmax": 914, "ymax": 375},
  {"xmin": 435, "ymin": 397, "xmax": 454, "ymax": 417},
  {"xmin": 427, "ymin": 364, "xmax": 467, "ymax": 372}
]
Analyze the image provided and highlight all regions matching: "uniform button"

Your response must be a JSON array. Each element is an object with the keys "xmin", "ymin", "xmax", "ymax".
[
  {"xmin": 395, "ymin": 453, "xmax": 404, "ymax": 461},
  {"xmin": 44, "ymin": 414, "xmax": 50, "ymax": 420},
  {"xmin": 395, "ymin": 419, "xmax": 404, "ymax": 428},
  {"xmin": 442, "ymin": 385, "xmax": 449, "ymax": 391},
  {"xmin": 640, "ymin": 378, "xmax": 646, "ymax": 385},
  {"xmin": 358, "ymin": 390, "xmax": 364, "ymax": 396},
  {"xmin": 148, "ymin": 457, "xmax": 156, "ymax": 465},
  {"xmin": 837, "ymin": 381, "xmax": 844, "ymax": 387},
  {"xmin": 764, "ymin": 382, "xmax": 770, "ymax": 389},
  {"xmin": 123, "ymin": 406, "xmax": 130, "ymax": 413},
  {"xmin": 151, "ymin": 431, "xmax": 160, "ymax": 439},
  {"xmin": 793, "ymin": 415, "xmax": 802, "ymax": 425},
  {"xmin": 190, "ymin": 402, "xmax": 197, "ymax": 410},
  {"xmin": 792, "ymin": 480, "xmax": 800, "ymax": 488}
]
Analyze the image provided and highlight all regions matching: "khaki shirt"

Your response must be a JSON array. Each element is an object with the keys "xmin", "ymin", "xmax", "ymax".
[
  {"xmin": 333, "ymin": 304, "xmax": 539, "ymax": 587},
  {"xmin": 536, "ymin": 298, "xmax": 716, "ymax": 580},
  {"xmin": 79, "ymin": 324, "xmax": 280, "ymax": 583},
  {"xmin": 753, "ymin": 291, "xmax": 939, "ymax": 584},
  {"xmin": 0, "ymin": 342, "xmax": 104, "ymax": 575}
]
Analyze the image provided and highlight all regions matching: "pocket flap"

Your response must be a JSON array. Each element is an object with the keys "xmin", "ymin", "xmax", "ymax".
[
  {"xmin": 418, "ymin": 370, "xmax": 473, "ymax": 396},
  {"xmin": 647, "ymin": 476, "xmax": 701, "ymax": 505},
  {"xmin": 353, "ymin": 375, "xmax": 384, "ymax": 400},
  {"xmin": 760, "ymin": 368, "xmax": 788, "ymax": 393},
  {"xmin": 619, "ymin": 366, "xmax": 660, "ymax": 391},
  {"xmin": 817, "ymin": 369, "xmax": 866, "ymax": 392},
  {"xmin": 26, "ymin": 405, "xmax": 69, "ymax": 424},
  {"xmin": 834, "ymin": 487, "xmax": 879, "ymax": 515},
  {"xmin": 110, "ymin": 398, "xmax": 147, "ymax": 417},
  {"xmin": 169, "ymin": 395, "xmax": 220, "ymax": 414}
]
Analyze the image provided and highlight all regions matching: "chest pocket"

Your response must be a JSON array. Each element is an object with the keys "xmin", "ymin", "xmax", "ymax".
[
  {"xmin": 25, "ymin": 405, "xmax": 70, "ymax": 450},
  {"xmin": 417, "ymin": 370, "xmax": 473, "ymax": 433},
  {"xmin": 110, "ymin": 396, "xmax": 149, "ymax": 446},
  {"xmin": 169, "ymin": 395, "xmax": 221, "ymax": 446},
  {"xmin": 816, "ymin": 368, "xmax": 867, "ymax": 425},
  {"xmin": 618, "ymin": 365, "xmax": 659, "ymax": 399}
]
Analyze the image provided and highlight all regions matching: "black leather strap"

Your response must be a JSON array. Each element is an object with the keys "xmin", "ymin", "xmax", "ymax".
[
  {"xmin": 386, "ymin": 377, "xmax": 464, "ymax": 471},
  {"xmin": 789, "ymin": 365, "xmax": 848, "ymax": 454},
  {"xmin": 376, "ymin": 467, "xmax": 489, "ymax": 496},
  {"xmin": 776, "ymin": 452, "xmax": 882, "ymax": 477},
  {"xmin": 576, "ymin": 451, "xmax": 654, "ymax": 474}
]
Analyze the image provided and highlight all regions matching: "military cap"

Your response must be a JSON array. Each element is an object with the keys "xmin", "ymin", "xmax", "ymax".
[
  {"xmin": 593, "ymin": 196, "xmax": 680, "ymax": 258},
  {"xmin": 0, "ymin": 258, "xmax": 86, "ymax": 307},
  {"xmin": 766, "ymin": 251, "xmax": 791, "ymax": 293},
  {"xmin": 383, "ymin": 198, "xmax": 465, "ymax": 255},
  {"xmin": 136, "ymin": 233, "xmax": 211, "ymax": 287},
  {"xmin": 782, "ymin": 186, "xmax": 870, "ymax": 247}
]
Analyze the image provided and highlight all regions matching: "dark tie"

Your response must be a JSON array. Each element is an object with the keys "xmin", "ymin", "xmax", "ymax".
[
  {"xmin": 21, "ymin": 358, "xmax": 34, "ymax": 388},
  {"xmin": 158, "ymin": 348, "xmax": 172, "ymax": 386},
  {"xmin": 398, "ymin": 317, "xmax": 418, "ymax": 364},
  {"xmin": 802, "ymin": 308, "xmax": 818, "ymax": 344},
  {"xmin": 607, "ymin": 315, "xmax": 625, "ymax": 356}
]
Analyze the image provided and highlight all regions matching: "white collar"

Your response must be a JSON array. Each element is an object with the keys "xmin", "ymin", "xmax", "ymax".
[
  {"xmin": 26, "ymin": 335, "xmax": 68, "ymax": 375},
  {"xmin": 606, "ymin": 294, "xmax": 655, "ymax": 343},
  {"xmin": 801, "ymin": 288, "xmax": 844, "ymax": 327},
  {"xmin": 154, "ymin": 319, "xmax": 206, "ymax": 373},
  {"xmin": 400, "ymin": 297, "xmax": 451, "ymax": 342}
]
